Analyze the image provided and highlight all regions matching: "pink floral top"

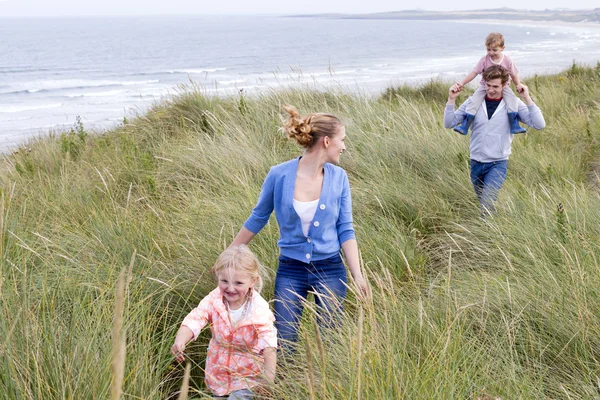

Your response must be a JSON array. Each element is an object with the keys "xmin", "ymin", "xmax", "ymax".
[{"xmin": 181, "ymin": 287, "xmax": 277, "ymax": 396}]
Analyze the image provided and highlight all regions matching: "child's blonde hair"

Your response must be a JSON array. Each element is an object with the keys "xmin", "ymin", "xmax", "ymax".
[
  {"xmin": 485, "ymin": 32, "xmax": 505, "ymax": 48},
  {"xmin": 211, "ymin": 245, "xmax": 264, "ymax": 293}
]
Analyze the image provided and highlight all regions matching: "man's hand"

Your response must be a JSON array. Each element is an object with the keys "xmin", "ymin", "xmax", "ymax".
[
  {"xmin": 517, "ymin": 84, "xmax": 534, "ymax": 106},
  {"xmin": 448, "ymin": 83, "xmax": 462, "ymax": 104}
]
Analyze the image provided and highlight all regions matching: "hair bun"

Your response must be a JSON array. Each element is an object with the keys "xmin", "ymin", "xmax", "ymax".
[{"xmin": 283, "ymin": 105, "xmax": 314, "ymax": 147}]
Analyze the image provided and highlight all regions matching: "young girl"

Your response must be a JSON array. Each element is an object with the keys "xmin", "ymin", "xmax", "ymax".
[
  {"xmin": 170, "ymin": 245, "xmax": 277, "ymax": 399},
  {"xmin": 455, "ymin": 32, "xmax": 526, "ymax": 135}
]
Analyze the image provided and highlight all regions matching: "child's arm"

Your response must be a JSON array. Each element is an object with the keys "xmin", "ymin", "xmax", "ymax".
[
  {"xmin": 506, "ymin": 56, "xmax": 523, "ymax": 91},
  {"xmin": 171, "ymin": 326, "xmax": 194, "ymax": 362},
  {"xmin": 262, "ymin": 347, "xmax": 277, "ymax": 383},
  {"xmin": 459, "ymin": 71, "xmax": 478, "ymax": 87},
  {"xmin": 171, "ymin": 295, "xmax": 212, "ymax": 362},
  {"xmin": 512, "ymin": 73, "xmax": 523, "ymax": 92}
]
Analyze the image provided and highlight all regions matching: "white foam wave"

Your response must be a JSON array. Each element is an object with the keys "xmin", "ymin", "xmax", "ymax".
[
  {"xmin": 0, "ymin": 103, "xmax": 63, "ymax": 113},
  {"xmin": 217, "ymin": 79, "xmax": 246, "ymax": 85},
  {"xmin": 311, "ymin": 69, "xmax": 357, "ymax": 77},
  {"xmin": 64, "ymin": 90, "xmax": 126, "ymax": 98},
  {"xmin": 169, "ymin": 68, "xmax": 227, "ymax": 74},
  {"xmin": 5, "ymin": 79, "xmax": 161, "ymax": 94}
]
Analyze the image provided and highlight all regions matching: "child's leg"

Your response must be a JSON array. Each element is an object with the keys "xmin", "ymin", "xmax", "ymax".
[
  {"xmin": 466, "ymin": 84, "xmax": 486, "ymax": 115},
  {"xmin": 502, "ymin": 86, "xmax": 519, "ymax": 113},
  {"xmin": 227, "ymin": 389, "xmax": 254, "ymax": 400},
  {"xmin": 454, "ymin": 84, "xmax": 485, "ymax": 134},
  {"xmin": 503, "ymin": 86, "xmax": 527, "ymax": 134}
]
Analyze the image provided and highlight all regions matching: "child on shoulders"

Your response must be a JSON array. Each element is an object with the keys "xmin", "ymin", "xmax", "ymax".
[{"xmin": 455, "ymin": 32, "xmax": 526, "ymax": 135}]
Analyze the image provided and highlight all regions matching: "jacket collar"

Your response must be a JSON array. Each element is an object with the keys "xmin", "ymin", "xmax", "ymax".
[
  {"xmin": 482, "ymin": 98, "xmax": 506, "ymax": 120},
  {"xmin": 211, "ymin": 288, "xmax": 271, "ymax": 329}
]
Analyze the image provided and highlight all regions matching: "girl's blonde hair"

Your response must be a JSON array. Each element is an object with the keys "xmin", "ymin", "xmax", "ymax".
[
  {"xmin": 211, "ymin": 245, "xmax": 264, "ymax": 293},
  {"xmin": 282, "ymin": 105, "xmax": 343, "ymax": 148}
]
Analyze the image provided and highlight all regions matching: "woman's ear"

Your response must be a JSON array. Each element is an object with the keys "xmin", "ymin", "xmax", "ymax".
[{"xmin": 323, "ymin": 136, "xmax": 330, "ymax": 148}]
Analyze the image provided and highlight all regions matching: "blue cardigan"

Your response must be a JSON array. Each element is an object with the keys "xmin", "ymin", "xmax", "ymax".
[{"xmin": 244, "ymin": 157, "xmax": 356, "ymax": 262}]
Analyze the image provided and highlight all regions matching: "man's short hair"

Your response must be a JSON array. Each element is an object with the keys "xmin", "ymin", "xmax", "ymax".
[{"xmin": 482, "ymin": 65, "xmax": 510, "ymax": 85}]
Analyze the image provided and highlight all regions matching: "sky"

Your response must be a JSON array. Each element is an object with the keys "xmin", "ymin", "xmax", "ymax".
[{"xmin": 0, "ymin": 0, "xmax": 598, "ymax": 17}]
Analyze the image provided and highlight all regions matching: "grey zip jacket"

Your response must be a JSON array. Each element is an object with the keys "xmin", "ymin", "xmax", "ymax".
[{"xmin": 444, "ymin": 98, "xmax": 546, "ymax": 163}]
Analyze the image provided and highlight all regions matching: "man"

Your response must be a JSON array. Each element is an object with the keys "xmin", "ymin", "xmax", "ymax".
[{"xmin": 444, "ymin": 64, "xmax": 546, "ymax": 216}]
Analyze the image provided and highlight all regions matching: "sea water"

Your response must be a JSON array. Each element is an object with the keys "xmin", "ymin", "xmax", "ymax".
[{"xmin": 1, "ymin": 15, "xmax": 599, "ymax": 149}]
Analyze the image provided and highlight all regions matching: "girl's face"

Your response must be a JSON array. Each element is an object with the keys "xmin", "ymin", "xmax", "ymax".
[
  {"xmin": 324, "ymin": 126, "xmax": 347, "ymax": 164},
  {"xmin": 217, "ymin": 268, "xmax": 257, "ymax": 310}
]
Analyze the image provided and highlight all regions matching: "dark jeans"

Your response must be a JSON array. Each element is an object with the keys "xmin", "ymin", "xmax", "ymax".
[
  {"xmin": 470, "ymin": 159, "xmax": 508, "ymax": 215},
  {"xmin": 274, "ymin": 254, "xmax": 347, "ymax": 348}
]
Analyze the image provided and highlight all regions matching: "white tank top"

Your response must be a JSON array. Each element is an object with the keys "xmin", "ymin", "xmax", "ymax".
[{"xmin": 293, "ymin": 198, "xmax": 319, "ymax": 237}]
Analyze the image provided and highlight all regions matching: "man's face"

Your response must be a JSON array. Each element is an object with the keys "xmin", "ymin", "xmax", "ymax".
[{"xmin": 485, "ymin": 78, "xmax": 505, "ymax": 100}]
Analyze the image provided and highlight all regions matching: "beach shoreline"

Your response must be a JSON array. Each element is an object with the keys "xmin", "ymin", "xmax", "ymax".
[{"xmin": 447, "ymin": 18, "xmax": 600, "ymax": 29}]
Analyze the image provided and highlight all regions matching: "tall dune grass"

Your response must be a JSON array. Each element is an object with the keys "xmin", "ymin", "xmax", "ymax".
[{"xmin": 1, "ymin": 62, "xmax": 600, "ymax": 398}]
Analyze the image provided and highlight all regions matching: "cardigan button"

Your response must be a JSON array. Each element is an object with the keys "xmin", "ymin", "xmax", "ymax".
[
  {"xmin": 320, "ymin": 204, "xmax": 326, "ymax": 210},
  {"xmin": 313, "ymin": 221, "xmax": 319, "ymax": 227},
  {"xmin": 305, "ymin": 253, "xmax": 311, "ymax": 260},
  {"xmin": 307, "ymin": 237, "xmax": 311, "ymax": 243}
]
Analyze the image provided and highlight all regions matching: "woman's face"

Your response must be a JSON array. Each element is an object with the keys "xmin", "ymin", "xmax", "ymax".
[{"xmin": 325, "ymin": 126, "xmax": 346, "ymax": 164}]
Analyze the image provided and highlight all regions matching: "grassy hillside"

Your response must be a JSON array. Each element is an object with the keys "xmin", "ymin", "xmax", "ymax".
[{"xmin": 1, "ymin": 62, "xmax": 600, "ymax": 399}]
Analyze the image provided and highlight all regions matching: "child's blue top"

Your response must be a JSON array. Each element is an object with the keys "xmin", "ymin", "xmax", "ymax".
[{"xmin": 244, "ymin": 157, "xmax": 356, "ymax": 262}]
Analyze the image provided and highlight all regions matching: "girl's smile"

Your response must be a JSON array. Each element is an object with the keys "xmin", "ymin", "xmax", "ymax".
[{"xmin": 218, "ymin": 268, "xmax": 257, "ymax": 310}]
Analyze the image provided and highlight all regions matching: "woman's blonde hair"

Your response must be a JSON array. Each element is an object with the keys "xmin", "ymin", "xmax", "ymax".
[
  {"xmin": 211, "ymin": 245, "xmax": 264, "ymax": 293},
  {"xmin": 282, "ymin": 105, "xmax": 343, "ymax": 148}
]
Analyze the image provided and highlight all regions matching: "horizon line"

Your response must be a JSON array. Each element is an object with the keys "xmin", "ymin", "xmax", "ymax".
[{"xmin": 1, "ymin": 7, "xmax": 597, "ymax": 18}]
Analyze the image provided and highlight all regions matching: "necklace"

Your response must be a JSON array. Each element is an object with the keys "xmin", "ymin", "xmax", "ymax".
[{"xmin": 225, "ymin": 294, "xmax": 251, "ymax": 327}]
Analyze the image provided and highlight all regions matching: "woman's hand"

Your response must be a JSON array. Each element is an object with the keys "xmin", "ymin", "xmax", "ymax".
[
  {"xmin": 341, "ymin": 239, "xmax": 371, "ymax": 301},
  {"xmin": 352, "ymin": 274, "xmax": 371, "ymax": 302}
]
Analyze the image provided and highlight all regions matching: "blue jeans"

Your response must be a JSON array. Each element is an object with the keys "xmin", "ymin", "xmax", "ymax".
[
  {"xmin": 470, "ymin": 159, "xmax": 508, "ymax": 215},
  {"xmin": 274, "ymin": 254, "xmax": 347, "ymax": 348},
  {"xmin": 213, "ymin": 389, "xmax": 254, "ymax": 399}
]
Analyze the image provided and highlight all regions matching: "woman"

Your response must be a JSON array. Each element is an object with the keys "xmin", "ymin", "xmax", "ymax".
[{"xmin": 230, "ymin": 105, "xmax": 368, "ymax": 346}]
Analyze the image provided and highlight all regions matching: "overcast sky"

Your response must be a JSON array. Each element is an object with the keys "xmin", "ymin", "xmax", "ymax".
[{"xmin": 0, "ymin": 0, "xmax": 598, "ymax": 17}]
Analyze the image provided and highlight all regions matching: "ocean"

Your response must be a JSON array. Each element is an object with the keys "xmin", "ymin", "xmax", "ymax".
[{"xmin": 1, "ymin": 15, "xmax": 600, "ymax": 150}]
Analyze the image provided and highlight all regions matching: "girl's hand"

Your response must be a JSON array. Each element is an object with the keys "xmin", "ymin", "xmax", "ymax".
[
  {"xmin": 170, "ymin": 340, "xmax": 187, "ymax": 363},
  {"xmin": 171, "ymin": 326, "xmax": 194, "ymax": 362}
]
